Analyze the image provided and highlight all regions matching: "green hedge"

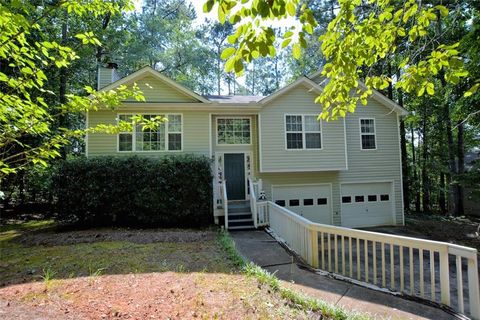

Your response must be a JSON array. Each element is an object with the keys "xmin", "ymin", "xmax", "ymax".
[{"xmin": 51, "ymin": 155, "xmax": 213, "ymax": 227}]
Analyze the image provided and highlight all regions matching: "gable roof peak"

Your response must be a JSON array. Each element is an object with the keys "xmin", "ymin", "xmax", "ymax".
[
  {"xmin": 306, "ymin": 69, "xmax": 408, "ymax": 116},
  {"xmin": 97, "ymin": 65, "xmax": 210, "ymax": 103},
  {"xmin": 259, "ymin": 76, "xmax": 323, "ymax": 105}
]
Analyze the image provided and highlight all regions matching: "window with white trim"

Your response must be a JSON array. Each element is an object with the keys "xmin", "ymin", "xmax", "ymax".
[
  {"xmin": 217, "ymin": 118, "xmax": 251, "ymax": 145},
  {"xmin": 285, "ymin": 115, "xmax": 321, "ymax": 149},
  {"xmin": 118, "ymin": 114, "xmax": 182, "ymax": 152},
  {"xmin": 118, "ymin": 115, "xmax": 133, "ymax": 152},
  {"xmin": 360, "ymin": 118, "xmax": 376, "ymax": 150}
]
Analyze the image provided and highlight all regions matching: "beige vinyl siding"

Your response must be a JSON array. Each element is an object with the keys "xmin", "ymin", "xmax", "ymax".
[
  {"xmin": 87, "ymin": 110, "xmax": 116, "ymax": 155},
  {"xmin": 87, "ymin": 109, "xmax": 210, "ymax": 157},
  {"xmin": 123, "ymin": 75, "xmax": 199, "ymax": 103},
  {"xmin": 339, "ymin": 101, "xmax": 403, "ymax": 225},
  {"xmin": 97, "ymin": 67, "xmax": 114, "ymax": 90},
  {"xmin": 252, "ymin": 115, "xmax": 260, "ymax": 176},
  {"xmin": 257, "ymin": 171, "xmax": 342, "ymax": 225},
  {"xmin": 259, "ymin": 85, "xmax": 347, "ymax": 172}
]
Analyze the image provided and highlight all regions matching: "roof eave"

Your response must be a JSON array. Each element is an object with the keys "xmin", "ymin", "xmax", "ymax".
[
  {"xmin": 97, "ymin": 66, "xmax": 211, "ymax": 104},
  {"xmin": 259, "ymin": 77, "xmax": 324, "ymax": 105}
]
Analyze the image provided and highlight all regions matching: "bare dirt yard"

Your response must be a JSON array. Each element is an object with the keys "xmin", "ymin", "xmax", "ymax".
[{"xmin": 0, "ymin": 220, "xmax": 322, "ymax": 319}]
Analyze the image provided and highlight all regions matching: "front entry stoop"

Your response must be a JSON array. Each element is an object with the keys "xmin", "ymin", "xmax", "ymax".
[{"xmin": 227, "ymin": 200, "xmax": 254, "ymax": 230}]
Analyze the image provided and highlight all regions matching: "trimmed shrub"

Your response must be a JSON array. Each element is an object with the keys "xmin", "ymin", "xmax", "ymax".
[{"xmin": 51, "ymin": 155, "xmax": 213, "ymax": 227}]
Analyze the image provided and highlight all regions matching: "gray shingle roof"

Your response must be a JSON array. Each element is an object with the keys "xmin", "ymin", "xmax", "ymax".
[{"xmin": 205, "ymin": 95, "xmax": 264, "ymax": 103}]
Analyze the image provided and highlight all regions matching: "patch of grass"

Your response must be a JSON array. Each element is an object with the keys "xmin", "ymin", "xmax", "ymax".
[
  {"xmin": 216, "ymin": 230, "xmax": 245, "ymax": 268},
  {"xmin": 40, "ymin": 266, "xmax": 56, "ymax": 282},
  {"xmin": 40, "ymin": 266, "xmax": 56, "ymax": 287},
  {"xmin": 0, "ymin": 219, "xmax": 55, "ymax": 233},
  {"xmin": 0, "ymin": 219, "xmax": 55, "ymax": 243},
  {"xmin": 0, "ymin": 222, "xmax": 233, "ymax": 286},
  {"xmin": 218, "ymin": 230, "xmax": 372, "ymax": 320},
  {"xmin": 88, "ymin": 265, "xmax": 106, "ymax": 277}
]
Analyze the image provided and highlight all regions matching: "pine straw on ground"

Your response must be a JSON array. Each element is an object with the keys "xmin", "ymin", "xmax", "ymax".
[
  {"xmin": 0, "ymin": 221, "xmax": 322, "ymax": 319},
  {"xmin": 0, "ymin": 272, "xmax": 320, "ymax": 320}
]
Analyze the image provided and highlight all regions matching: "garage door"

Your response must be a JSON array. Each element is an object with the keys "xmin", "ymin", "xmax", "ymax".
[
  {"xmin": 272, "ymin": 185, "xmax": 331, "ymax": 224},
  {"xmin": 341, "ymin": 182, "xmax": 394, "ymax": 228}
]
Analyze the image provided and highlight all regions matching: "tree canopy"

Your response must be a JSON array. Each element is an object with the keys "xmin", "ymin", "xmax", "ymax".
[
  {"xmin": 0, "ymin": 0, "xmax": 146, "ymax": 177},
  {"xmin": 205, "ymin": 0, "xmax": 478, "ymax": 119},
  {"xmin": 0, "ymin": 0, "xmax": 478, "ymax": 216}
]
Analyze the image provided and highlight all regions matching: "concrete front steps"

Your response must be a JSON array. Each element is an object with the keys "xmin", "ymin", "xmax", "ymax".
[{"xmin": 227, "ymin": 200, "xmax": 254, "ymax": 230}]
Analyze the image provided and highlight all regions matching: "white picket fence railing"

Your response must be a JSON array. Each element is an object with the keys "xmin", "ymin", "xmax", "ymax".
[
  {"xmin": 265, "ymin": 201, "xmax": 480, "ymax": 319},
  {"xmin": 249, "ymin": 178, "xmax": 258, "ymax": 228},
  {"xmin": 221, "ymin": 180, "xmax": 228, "ymax": 229},
  {"xmin": 248, "ymin": 178, "xmax": 268, "ymax": 228}
]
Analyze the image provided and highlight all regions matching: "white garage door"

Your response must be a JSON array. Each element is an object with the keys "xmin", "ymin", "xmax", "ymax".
[
  {"xmin": 341, "ymin": 182, "xmax": 394, "ymax": 228},
  {"xmin": 272, "ymin": 185, "xmax": 331, "ymax": 224}
]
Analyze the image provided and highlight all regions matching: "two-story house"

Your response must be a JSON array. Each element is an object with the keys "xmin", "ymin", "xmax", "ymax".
[{"xmin": 87, "ymin": 65, "xmax": 407, "ymax": 229}]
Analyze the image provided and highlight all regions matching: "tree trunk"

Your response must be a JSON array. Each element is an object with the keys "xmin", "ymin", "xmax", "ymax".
[
  {"xmin": 217, "ymin": 48, "xmax": 221, "ymax": 95},
  {"xmin": 395, "ymin": 69, "xmax": 409, "ymax": 212},
  {"xmin": 58, "ymin": 12, "xmax": 68, "ymax": 158},
  {"xmin": 19, "ymin": 172, "xmax": 25, "ymax": 205},
  {"xmin": 437, "ymin": 13, "xmax": 457, "ymax": 215},
  {"xmin": 251, "ymin": 62, "xmax": 255, "ymax": 95},
  {"xmin": 233, "ymin": 74, "xmax": 236, "ymax": 95},
  {"xmin": 227, "ymin": 74, "xmax": 231, "ymax": 95},
  {"xmin": 444, "ymin": 91, "xmax": 457, "ymax": 215},
  {"xmin": 439, "ymin": 172, "xmax": 446, "ymax": 214},
  {"xmin": 274, "ymin": 57, "xmax": 280, "ymax": 90},
  {"xmin": 456, "ymin": 121, "xmax": 465, "ymax": 215},
  {"xmin": 399, "ymin": 118, "xmax": 409, "ymax": 212},
  {"xmin": 421, "ymin": 107, "xmax": 430, "ymax": 212},
  {"xmin": 411, "ymin": 125, "xmax": 421, "ymax": 212}
]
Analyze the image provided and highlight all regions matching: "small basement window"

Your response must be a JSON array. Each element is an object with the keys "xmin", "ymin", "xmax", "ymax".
[
  {"xmin": 342, "ymin": 196, "xmax": 352, "ymax": 203},
  {"xmin": 317, "ymin": 198, "xmax": 328, "ymax": 205},
  {"xmin": 368, "ymin": 195, "xmax": 378, "ymax": 202},
  {"xmin": 355, "ymin": 196, "xmax": 365, "ymax": 203},
  {"xmin": 380, "ymin": 194, "xmax": 390, "ymax": 201},
  {"xmin": 289, "ymin": 199, "xmax": 300, "ymax": 206},
  {"xmin": 304, "ymin": 199, "xmax": 314, "ymax": 206},
  {"xmin": 275, "ymin": 200, "xmax": 286, "ymax": 207}
]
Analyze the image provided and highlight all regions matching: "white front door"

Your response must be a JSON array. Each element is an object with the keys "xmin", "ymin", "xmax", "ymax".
[
  {"xmin": 341, "ymin": 182, "xmax": 394, "ymax": 228},
  {"xmin": 272, "ymin": 184, "xmax": 331, "ymax": 224}
]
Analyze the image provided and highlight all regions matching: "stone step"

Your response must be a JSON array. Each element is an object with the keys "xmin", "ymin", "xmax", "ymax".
[
  {"xmin": 228, "ymin": 219, "xmax": 255, "ymax": 229},
  {"xmin": 228, "ymin": 218, "xmax": 253, "ymax": 223},
  {"xmin": 228, "ymin": 225, "xmax": 255, "ymax": 230},
  {"xmin": 228, "ymin": 213, "xmax": 252, "ymax": 221},
  {"xmin": 228, "ymin": 206, "xmax": 251, "ymax": 213}
]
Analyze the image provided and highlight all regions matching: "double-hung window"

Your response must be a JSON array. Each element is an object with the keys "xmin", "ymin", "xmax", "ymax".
[
  {"xmin": 118, "ymin": 114, "xmax": 182, "ymax": 152},
  {"xmin": 285, "ymin": 115, "xmax": 322, "ymax": 150},
  {"xmin": 217, "ymin": 118, "xmax": 251, "ymax": 145},
  {"xmin": 118, "ymin": 115, "xmax": 133, "ymax": 152},
  {"xmin": 360, "ymin": 118, "xmax": 376, "ymax": 150}
]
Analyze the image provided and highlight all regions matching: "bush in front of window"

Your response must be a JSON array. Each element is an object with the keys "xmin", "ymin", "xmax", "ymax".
[{"xmin": 51, "ymin": 155, "xmax": 213, "ymax": 227}]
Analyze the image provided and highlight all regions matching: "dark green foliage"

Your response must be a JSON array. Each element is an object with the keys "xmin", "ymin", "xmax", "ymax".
[
  {"xmin": 51, "ymin": 155, "xmax": 213, "ymax": 227},
  {"xmin": 0, "ymin": 168, "xmax": 54, "ymax": 212}
]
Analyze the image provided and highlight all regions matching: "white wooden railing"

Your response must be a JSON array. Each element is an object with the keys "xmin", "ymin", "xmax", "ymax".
[
  {"xmin": 266, "ymin": 201, "xmax": 480, "ymax": 319},
  {"xmin": 221, "ymin": 180, "xmax": 228, "ymax": 229},
  {"xmin": 249, "ymin": 178, "xmax": 258, "ymax": 228},
  {"xmin": 249, "ymin": 178, "xmax": 269, "ymax": 228}
]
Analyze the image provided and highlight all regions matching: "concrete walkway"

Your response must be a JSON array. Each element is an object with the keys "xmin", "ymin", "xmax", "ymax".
[{"xmin": 231, "ymin": 230, "xmax": 460, "ymax": 320}]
